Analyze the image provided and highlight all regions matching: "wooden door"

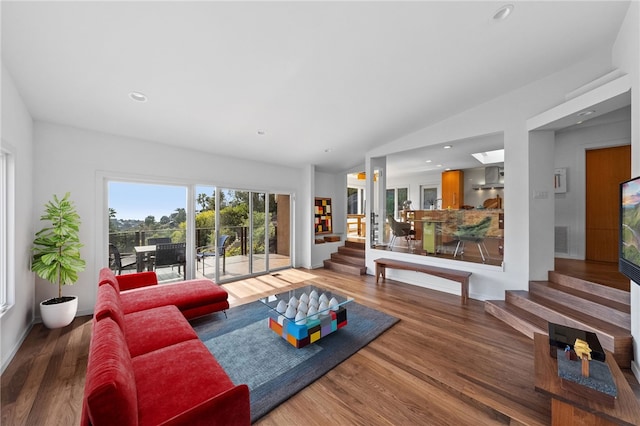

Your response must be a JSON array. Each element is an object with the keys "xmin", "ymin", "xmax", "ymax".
[{"xmin": 585, "ymin": 145, "xmax": 630, "ymax": 262}]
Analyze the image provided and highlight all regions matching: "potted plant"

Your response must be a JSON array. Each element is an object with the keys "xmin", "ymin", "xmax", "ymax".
[{"xmin": 32, "ymin": 192, "xmax": 86, "ymax": 328}]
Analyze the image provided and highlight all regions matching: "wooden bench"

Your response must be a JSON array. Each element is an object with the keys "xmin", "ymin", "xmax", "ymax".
[{"xmin": 374, "ymin": 258, "xmax": 471, "ymax": 304}]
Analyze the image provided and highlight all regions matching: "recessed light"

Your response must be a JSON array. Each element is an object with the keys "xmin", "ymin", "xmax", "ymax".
[
  {"xmin": 129, "ymin": 91, "xmax": 147, "ymax": 102},
  {"xmin": 577, "ymin": 110, "xmax": 595, "ymax": 117},
  {"xmin": 425, "ymin": 160, "xmax": 432, "ymax": 163},
  {"xmin": 493, "ymin": 4, "xmax": 514, "ymax": 21},
  {"xmin": 436, "ymin": 164, "xmax": 443, "ymax": 168},
  {"xmin": 443, "ymin": 145, "xmax": 452, "ymax": 149}
]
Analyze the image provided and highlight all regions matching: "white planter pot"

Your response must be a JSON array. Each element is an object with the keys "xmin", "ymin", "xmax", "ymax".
[{"xmin": 40, "ymin": 296, "xmax": 78, "ymax": 329}]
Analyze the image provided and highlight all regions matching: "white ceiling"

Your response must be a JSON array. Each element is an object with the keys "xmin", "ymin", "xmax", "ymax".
[{"xmin": 1, "ymin": 1, "xmax": 631, "ymax": 173}]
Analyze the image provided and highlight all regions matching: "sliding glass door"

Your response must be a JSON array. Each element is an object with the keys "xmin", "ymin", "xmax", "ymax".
[
  {"xmin": 109, "ymin": 180, "xmax": 292, "ymax": 283},
  {"xmin": 108, "ymin": 181, "xmax": 187, "ymax": 283},
  {"xmin": 192, "ymin": 186, "xmax": 291, "ymax": 282}
]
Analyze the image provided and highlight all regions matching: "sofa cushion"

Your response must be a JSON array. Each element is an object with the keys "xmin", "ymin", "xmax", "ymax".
[
  {"xmin": 132, "ymin": 340, "xmax": 240, "ymax": 426},
  {"xmin": 83, "ymin": 317, "xmax": 138, "ymax": 426},
  {"xmin": 120, "ymin": 280, "xmax": 228, "ymax": 319},
  {"xmin": 116, "ymin": 271, "xmax": 158, "ymax": 291},
  {"xmin": 124, "ymin": 306, "xmax": 198, "ymax": 357},
  {"xmin": 94, "ymin": 283, "xmax": 125, "ymax": 330},
  {"xmin": 98, "ymin": 268, "xmax": 120, "ymax": 293}
]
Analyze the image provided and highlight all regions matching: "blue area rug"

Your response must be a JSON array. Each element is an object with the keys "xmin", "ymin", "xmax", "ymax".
[{"xmin": 191, "ymin": 300, "xmax": 399, "ymax": 423}]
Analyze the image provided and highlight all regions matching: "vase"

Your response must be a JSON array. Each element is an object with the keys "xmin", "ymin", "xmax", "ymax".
[{"xmin": 40, "ymin": 296, "xmax": 78, "ymax": 329}]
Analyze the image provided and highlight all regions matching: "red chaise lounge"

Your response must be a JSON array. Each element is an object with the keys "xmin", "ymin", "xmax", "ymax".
[{"xmin": 81, "ymin": 268, "xmax": 249, "ymax": 425}]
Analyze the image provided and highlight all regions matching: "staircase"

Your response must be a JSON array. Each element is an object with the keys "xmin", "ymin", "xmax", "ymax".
[
  {"xmin": 485, "ymin": 270, "xmax": 633, "ymax": 368},
  {"xmin": 323, "ymin": 240, "xmax": 366, "ymax": 276}
]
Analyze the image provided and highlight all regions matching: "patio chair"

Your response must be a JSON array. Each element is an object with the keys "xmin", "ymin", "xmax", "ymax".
[
  {"xmin": 153, "ymin": 242, "xmax": 186, "ymax": 279},
  {"xmin": 196, "ymin": 235, "xmax": 230, "ymax": 275},
  {"xmin": 453, "ymin": 216, "xmax": 492, "ymax": 263},
  {"xmin": 108, "ymin": 243, "xmax": 138, "ymax": 275}
]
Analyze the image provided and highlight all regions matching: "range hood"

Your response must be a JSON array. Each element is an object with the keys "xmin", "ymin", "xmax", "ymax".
[{"xmin": 473, "ymin": 166, "xmax": 504, "ymax": 190}]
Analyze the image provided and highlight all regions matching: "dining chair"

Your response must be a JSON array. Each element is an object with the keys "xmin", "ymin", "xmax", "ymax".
[
  {"xmin": 453, "ymin": 216, "xmax": 493, "ymax": 262},
  {"xmin": 108, "ymin": 243, "xmax": 138, "ymax": 275},
  {"xmin": 153, "ymin": 242, "xmax": 187, "ymax": 279},
  {"xmin": 387, "ymin": 214, "xmax": 415, "ymax": 251}
]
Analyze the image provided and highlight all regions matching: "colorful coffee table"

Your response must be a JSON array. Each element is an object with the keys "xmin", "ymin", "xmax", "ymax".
[{"xmin": 259, "ymin": 285, "xmax": 353, "ymax": 348}]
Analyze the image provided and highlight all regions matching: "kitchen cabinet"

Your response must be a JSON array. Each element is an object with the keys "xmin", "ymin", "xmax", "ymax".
[{"xmin": 442, "ymin": 170, "xmax": 464, "ymax": 209}]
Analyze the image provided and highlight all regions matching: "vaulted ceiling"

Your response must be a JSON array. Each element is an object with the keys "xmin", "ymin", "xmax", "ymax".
[{"xmin": 1, "ymin": 1, "xmax": 631, "ymax": 172}]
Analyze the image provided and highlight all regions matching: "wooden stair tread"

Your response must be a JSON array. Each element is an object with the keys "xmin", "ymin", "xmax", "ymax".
[
  {"xmin": 331, "ymin": 252, "xmax": 365, "ymax": 266},
  {"xmin": 530, "ymin": 280, "xmax": 630, "ymax": 313},
  {"xmin": 548, "ymin": 270, "xmax": 630, "ymax": 305},
  {"xmin": 337, "ymin": 246, "xmax": 365, "ymax": 258},
  {"xmin": 484, "ymin": 300, "xmax": 548, "ymax": 337},
  {"xmin": 507, "ymin": 290, "xmax": 630, "ymax": 337},
  {"xmin": 322, "ymin": 259, "xmax": 366, "ymax": 276},
  {"xmin": 344, "ymin": 240, "xmax": 365, "ymax": 250}
]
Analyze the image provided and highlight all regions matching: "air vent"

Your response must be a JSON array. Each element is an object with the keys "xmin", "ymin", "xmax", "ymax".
[{"xmin": 555, "ymin": 226, "xmax": 568, "ymax": 254}]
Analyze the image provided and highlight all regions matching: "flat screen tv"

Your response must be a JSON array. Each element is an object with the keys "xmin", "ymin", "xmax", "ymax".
[{"xmin": 619, "ymin": 176, "xmax": 640, "ymax": 284}]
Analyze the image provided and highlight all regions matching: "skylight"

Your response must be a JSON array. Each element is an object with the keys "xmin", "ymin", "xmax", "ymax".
[{"xmin": 471, "ymin": 149, "xmax": 504, "ymax": 165}]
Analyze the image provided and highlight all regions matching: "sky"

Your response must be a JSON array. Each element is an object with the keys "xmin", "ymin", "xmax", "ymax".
[{"xmin": 108, "ymin": 182, "xmax": 194, "ymax": 221}]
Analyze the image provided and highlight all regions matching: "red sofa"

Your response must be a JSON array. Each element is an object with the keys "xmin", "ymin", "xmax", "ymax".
[
  {"xmin": 100, "ymin": 268, "xmax": 230, "ymax": 319},
  {"xmin": 81, "ymin": 269, "xmax": 249, "ymax": 426}
]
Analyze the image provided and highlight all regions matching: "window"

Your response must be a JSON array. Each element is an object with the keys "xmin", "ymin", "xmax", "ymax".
[
  {"xmin": 347, "ymin": 187, "xmax": 365, "ymax": 215},
  {"xmin": 386, "ymin": 187, "xmax": 408, "ymax": 219},
  {"xmin": 0, "ymin": 147, "xmax": 14, "ymax": 314}
]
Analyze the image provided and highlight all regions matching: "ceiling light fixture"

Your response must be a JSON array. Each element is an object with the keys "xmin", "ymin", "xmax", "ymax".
[
  {"xmin": 577, "ymin": 110, "xmax": 595, "ymax": 117},
  {"xmin": 129, "ymin": 91, "xmax": 147, "ymax": 102},
  {"xmin": 425, "ymin": 159, "xmax": 432, "ymax": 163},
  {"xmin": 493, "ymin": 4, "xmax": 514, "ymax": 21},
  {"xmin": 443, "ymin": 145, "xmax": 452, "ymax": 149}
]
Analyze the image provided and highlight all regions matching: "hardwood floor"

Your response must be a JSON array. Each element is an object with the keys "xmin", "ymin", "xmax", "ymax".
[{"xmin": 2, "ymin": 267, "xmax": 639, "ymax": 425}]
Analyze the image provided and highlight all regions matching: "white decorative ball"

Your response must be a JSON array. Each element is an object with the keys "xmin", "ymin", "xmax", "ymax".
[
  {"xmin": 319, "ymin": 293, "xmax": 329, "ymax": 304},
  {"xmin": 276, "ymin": 300, "xmax": 287, "ymax": 313},
  {"xmin": 299, "ymin": 293, "xmax": 309, "ymax": 304},
  {"xmin": 297, "ymin": 301, "xmax": 308, "ymax": 314},
  {"xmin": 310, "ymin": 290, "xmax": 319, "ymax": 300},
  {"xmin": 288, "ymin": 296, "xmax": 298, "ymax": 307},
  {"xmin": 309, "ymin": 299, "xmax": 319, "ymax": 310},
  {"xmin": 319, "ymin": 300, "xmax": 329, "ymax": 313}
]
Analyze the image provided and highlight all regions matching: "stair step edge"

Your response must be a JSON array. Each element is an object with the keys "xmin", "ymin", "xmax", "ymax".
[
  {"xmin": 530, "ymin": 280, "xmax": 630, "ymax": 312},
  {"xmin": 505, "ymin": 291, "xmax": 630, "ymax": 337},
  {"xmin": 548, "ymin": 271, "xmax": 630, "ymax": 305}
]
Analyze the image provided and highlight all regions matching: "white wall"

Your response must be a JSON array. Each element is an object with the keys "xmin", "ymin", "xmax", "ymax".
[
  {"xmin": 612, "ymin": 0, "xmax": 640, "ymax": 382},
  {"xmin": 366, "ymin": 50, "xmax": 614, "ymax": 301},
  {"xmin": 528, "ymin": 131, "xmax": 556, "ymax": 279},
  {"xmin": 1, "ymin": 64, "xmax": 35, "ymax": 372},
  {"xmin": 554, "ymin": 107, "xmax": 631, "ymax": 259},
  {"xmin": 32, "ymin": 122, "xmax": 309, "ymax": 317},
  {"xmin": 311, "ymin": 170, "xmax": 346, "ymax": 268}
]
